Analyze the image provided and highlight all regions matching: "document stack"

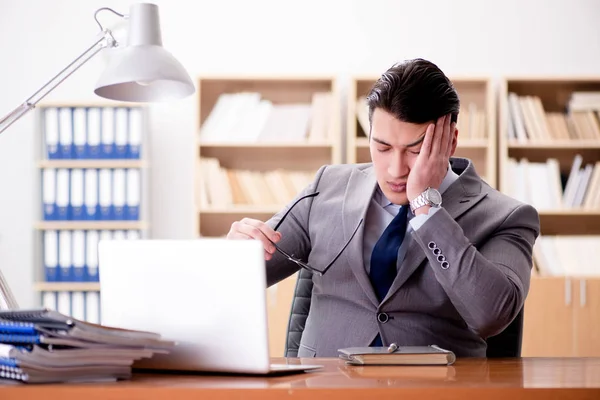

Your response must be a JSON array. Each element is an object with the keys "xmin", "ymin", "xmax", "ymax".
[{"xmin": 0, "ymin": 308, "xmax": 175, "ymax": 384}]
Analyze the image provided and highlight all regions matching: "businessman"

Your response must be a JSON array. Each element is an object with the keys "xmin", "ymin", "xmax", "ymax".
[{"xmin": 227, "ymin": 58, "xmax": 540, "ymax": 358}]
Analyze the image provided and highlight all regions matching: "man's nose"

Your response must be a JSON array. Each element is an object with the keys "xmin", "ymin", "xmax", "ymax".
[{"xmin": 388, "ymin": 151, "xmax": 407, "ymax": 178}]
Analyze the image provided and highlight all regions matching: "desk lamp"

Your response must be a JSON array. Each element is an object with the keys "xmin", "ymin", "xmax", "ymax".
[{"xmin": 0, "ymin": 3, "xmax": 195, "ymax": 309}]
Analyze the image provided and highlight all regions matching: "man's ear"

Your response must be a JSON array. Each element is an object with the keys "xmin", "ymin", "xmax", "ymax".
[{"xmin": 449, "ymin": 125, "xmax": 459, "ymax": 156}]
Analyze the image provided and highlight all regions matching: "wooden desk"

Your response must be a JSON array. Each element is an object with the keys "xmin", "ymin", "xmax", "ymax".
[{"xmin": 1, "ymin": 357, "xmax": 599, "ymax": 399}]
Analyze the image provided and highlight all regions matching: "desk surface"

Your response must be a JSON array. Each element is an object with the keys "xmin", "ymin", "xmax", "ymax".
[{"xmin": 1, "ymin": 357, "xmax": 600, "ymax": 400}]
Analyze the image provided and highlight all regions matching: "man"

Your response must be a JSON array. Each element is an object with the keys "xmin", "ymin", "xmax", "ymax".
[{"xmin": 227, "ymin": 58, "xmax": 540, "ymax": 358}]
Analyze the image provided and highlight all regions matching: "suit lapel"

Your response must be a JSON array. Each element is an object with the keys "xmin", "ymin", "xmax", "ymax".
[
  {"xmin": 381, "ymin": 159, "xmax": 488, "ymax": 305},
  {"xmin": 341, "ymin": 167, "xmax": 380, "ymax": 308}
]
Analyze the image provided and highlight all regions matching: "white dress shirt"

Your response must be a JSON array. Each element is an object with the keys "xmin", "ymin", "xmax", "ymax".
[{"xmin": 362, "ymin": 165, "xmax": 460, "ymax": 274}]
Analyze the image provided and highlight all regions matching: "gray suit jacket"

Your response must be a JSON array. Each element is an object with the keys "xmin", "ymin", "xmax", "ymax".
[{"xmin": 265, "ymin": 157, "xmax": 540, "ymax": 358}]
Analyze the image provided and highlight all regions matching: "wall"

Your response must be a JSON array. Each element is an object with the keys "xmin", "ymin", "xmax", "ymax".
[{"xmin": 0, "ymin": 0, "xmax": 599, "ymax": 307}]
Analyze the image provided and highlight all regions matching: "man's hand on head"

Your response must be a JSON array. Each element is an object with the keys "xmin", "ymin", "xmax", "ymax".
[{"xmin": 406, "ymin": 114, "xmax": 455, "ymax": 202}]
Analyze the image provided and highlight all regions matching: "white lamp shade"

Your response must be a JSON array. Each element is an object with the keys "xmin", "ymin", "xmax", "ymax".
[
  {"xmin": 94, "ymin": 45, "xmax": 195, "ymax": 102},
  {"xmin": 94, "ymin": 3, "xmax": 195, "ymax": 102}
]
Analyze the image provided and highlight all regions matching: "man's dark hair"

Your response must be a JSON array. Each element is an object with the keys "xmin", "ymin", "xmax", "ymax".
[{"xmin": 366, "ymin": 58, "xmax": 460, "ymax": 130}]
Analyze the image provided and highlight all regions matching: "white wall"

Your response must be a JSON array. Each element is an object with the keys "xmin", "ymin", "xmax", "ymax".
[{"xmin": 0, "ymin": 0, "xmax": 599, "ymax": 308}]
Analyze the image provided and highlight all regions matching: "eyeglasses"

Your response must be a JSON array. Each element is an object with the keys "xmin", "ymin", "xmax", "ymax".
[{"xmin": 268, "ymin": 191, "xmax": 363, "ymax": 276}]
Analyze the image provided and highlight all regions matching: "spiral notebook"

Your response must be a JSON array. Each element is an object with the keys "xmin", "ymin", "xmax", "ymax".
[{"xmin": 0, "ymin": 308, "xmax": 175, "ymax": 383}]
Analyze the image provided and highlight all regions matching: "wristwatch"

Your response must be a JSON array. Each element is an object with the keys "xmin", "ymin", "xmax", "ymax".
[{"xmin": 409, "ymin": 187, "xmax": 442, "ymax": 213}]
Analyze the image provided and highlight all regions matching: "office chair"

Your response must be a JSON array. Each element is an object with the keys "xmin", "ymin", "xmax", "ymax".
[{"xmin": 284, "ymin": 268, "xmax": 524, "ymax": 358}]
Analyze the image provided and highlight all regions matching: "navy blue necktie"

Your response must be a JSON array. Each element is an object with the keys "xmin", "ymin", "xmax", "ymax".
[
  {"xmin": 369, "ymin": 205, "xmax": 409, "ymax": 302},
  {"xmin": 369, "ymin": 205, "xmax": 408, "ymax": 347}
]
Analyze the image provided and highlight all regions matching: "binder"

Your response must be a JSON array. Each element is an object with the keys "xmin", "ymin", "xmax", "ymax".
[
  {"xmin": 98, "ymin": 169, "xmax": 113, "ymax": 220},
  {"xmin": 84, "ymin": 168, "xmax": 99, "ymax": 220},
  {"xmin": 59, "ymin": 107, "xmax": 74, "ymax": 159},
  {"xmin": 87, "ymin": 107, "xmax": 102, "ymax": 159},
  {"xmin": 126, "ymin": 230, "xmax": 141, "ymax": 240},
  {"xmin": 72, "ymin": 230, "xmax": 86, "ymax": 282},
  {"xmin": 71, "ymin": 291, "xmax": 86, "ymax": 322},
  {"xmin": 112, "ymin": 169, "xmax": 126, "ymax": 220},
  {"xmin": 126, "ymin": 169, "xmax": 140, "ymax": 220},
  {"xmin": 112, "ymin": 230, "xmax": 126, "ymax": 240},
  {"xmin": 41, "ymin": 291, "xmax": 57, "ymax": 311},
  {"xmin": 58, "ymin": 231, "xmax": 72, "ymax": 282},
  {"xmin": 57, "ymin": 291, "xmax": 71, "ymax": 316},
  {"xmin": 114, "ymin": 107, "xmax": 130, "ymax": 158},
  {"xmin": 55, "ymin": 169, "xmax": 70, "ymax": 220},
  {"xmin": 86, "ymin": 231, "xmax": 100, "ymax": 282},
  {"xmin": 101, "ymin": 107, "xmax": 115, "ymax": 159},
  {"xmin": 70, "ymin": 169, "xmax": 84, "ymax": 220},
  {"xmin": 44, "ymin": 107, "xmax": 60, "ymax": 159},
  {"xmin": 128, "ymin": 107, "xmax": 142, "ymax": 159},
  {"xmin": 73, "ymin": 107, "xmax": 87, "ymax": 159},
  {"xmin": 86, "ymin": 291, "xmax": 101, "ymax": 324},
  {"xmin": 43, "ymin": 230, "xmax": 58, "ymax": 282},
  {"xmin": 42, "ymin": 168, "xmax": 56, "ymax": 220}
]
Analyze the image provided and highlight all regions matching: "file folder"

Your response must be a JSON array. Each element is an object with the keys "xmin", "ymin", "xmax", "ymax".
[
  {"xmin": 44, "ymin": 230, "xmax": 58, "ymax": 282},
  {"xmin": 126, "ymin": 169, "xmax": 140, "ymax": 220},
  {"xmin": 44, "ymin": 107, "xmax": 60, "ymax": 159},
  {"xmin": 114, "ymin": 107, "xmax": 130, "ymax": 158},
  {"xmin": 85, "ymin": 230, "xmax": 99, "ymax": 282},
  {"xmin": 57, "ymin": 291, "xmax": 71, "ymax": 316},
  {"xmin": 72, "ymin": 230, "xmax": 86, "ymax": 282},
  {"xmin": 98, "ymin": 169, "xmax": 113, "ymax": 220},
  {"xmin": 59, "ymin": 108, "xmax": 74, "ymax": 159},
  {"xmin": 42, "ymin": 291, "xmax": 57, "ymax": 310},
  {"xmin": 70, "ymin": 169, "xmax": 85, "ymax": 220},
  {"xmin": 101, "ymin": 107, "xmax": 115, "ymax": 159},
  {"xmin": 71, "ymin": 291, "xmax": 86, "ymax": 321},
  {"xmin": 42, "ymin": 168, "xmax": 57, "ymax": 220},
  {"xmin": 86, "ymin": 291, "xmax": 101, "ymax": 324},
  {"xmin": 58, "ymin": 231, "xmax": 72, "ymax": 282},
  {"xmin": 84, "ymin": 168, "xmax": 99, "ymax": 220},
  {"xmin": 112, "ymin": 169, "xmax": 126, "ymax": 220},
  {"xmin": 128, "ymin": 107, "xmax": 142, "ymax": 159},
  {"xmin": 55, "ymin": 169, "xmax": 70, "ymax": 220},
  {"xmin": 87, "ymin": 107, "xmax": 102, "ymax": 159},
  {"xmin": 73, "ymin": 108, "xmax": 87, "ymax": 159}
]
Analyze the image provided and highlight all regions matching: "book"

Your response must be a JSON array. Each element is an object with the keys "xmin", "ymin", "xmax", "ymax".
[{"xmin": 338, "ymin": 345, "xmax": 456, "ymax": 366}]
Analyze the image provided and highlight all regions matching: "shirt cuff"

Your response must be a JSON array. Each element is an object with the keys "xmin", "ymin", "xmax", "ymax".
[{"xmin": 409, "ymin": 206, "xmax": 442, "ymax": 231}]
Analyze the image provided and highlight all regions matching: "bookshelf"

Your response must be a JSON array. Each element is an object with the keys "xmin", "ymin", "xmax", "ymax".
[
  {"xmin": 194, "ymin": 75, "xmax": 342, "ymax": 357},
  {"xmin": 347, "ymin": 76, "xmax": 497, "ymax": 188},
  {"xmin": 498, "ymin": 77, "xmax": 600, "ymax": 357},
  {"xmin": 33, "ymin": 102, "xmax": 151, "ymax": 325}
]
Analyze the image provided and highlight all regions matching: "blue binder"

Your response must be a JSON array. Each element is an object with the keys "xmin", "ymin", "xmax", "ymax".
[{"xmin": 44, "ymin": 231, "xmax": 59, "ymax": 282}]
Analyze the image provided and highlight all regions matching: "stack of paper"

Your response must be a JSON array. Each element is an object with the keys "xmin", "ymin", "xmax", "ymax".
[{"xmin": 0, "ymin": 308, "xmax": 175, "ymax": 383}]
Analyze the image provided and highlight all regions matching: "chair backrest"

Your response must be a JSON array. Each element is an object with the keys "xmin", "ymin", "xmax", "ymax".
[
  {"xmin": 284, "ymin": 269, "xmax": 524, "ymax": 358},
  {"xmin": 284, "ymin": 268, "xmax": 314, "ymax": 357}
]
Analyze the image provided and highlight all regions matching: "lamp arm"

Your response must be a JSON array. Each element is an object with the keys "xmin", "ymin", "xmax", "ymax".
[
  {"xmin": 0, "ymin": 30, "xmax": 116, "ymax": 310},
  {"xmin": 0, "ymin": 269, "xmax": 19, "ymax": 310},
  {"xmin": 0, "ymin": 7, "xmax": 126, "ymax": 309},
  {"xmin": 0, "ymin": 30, "xmax": 117, "ymax": 136}
]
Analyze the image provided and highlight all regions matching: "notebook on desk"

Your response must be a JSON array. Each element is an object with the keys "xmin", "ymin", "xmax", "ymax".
[
  {"xmin": 338, "ymin": 345, "xmax": 456, "ymax": 366},
  {"xmin": 97, "ymin": 238, "xmax": 323, "ymax": 376}
]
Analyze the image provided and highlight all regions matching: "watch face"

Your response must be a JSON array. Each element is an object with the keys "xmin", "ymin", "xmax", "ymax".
[{"xmin": 426, "ymin": 188, "xmax": 442, "ymax": 205}]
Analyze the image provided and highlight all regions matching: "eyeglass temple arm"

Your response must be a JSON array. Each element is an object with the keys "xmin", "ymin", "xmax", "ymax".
[
  {"xmin": 273, "ymin": 191, "xmax": 319, "ymax": 231},
  {"xmin": 320, "ymin": 218, "xmax": 364, "ymax": 275}
]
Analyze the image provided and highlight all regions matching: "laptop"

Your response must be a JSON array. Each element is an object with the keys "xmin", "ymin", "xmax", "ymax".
[{"xmin": 97, "ymin": 238, "xmax": 322, "ymax": 375}]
